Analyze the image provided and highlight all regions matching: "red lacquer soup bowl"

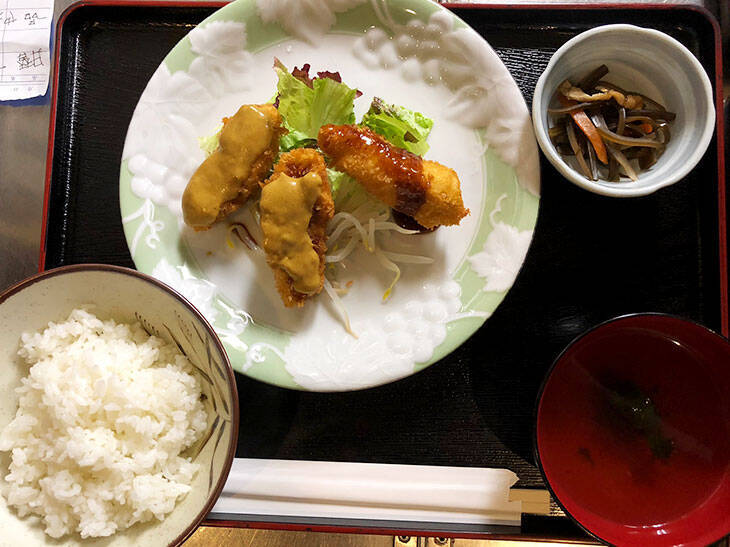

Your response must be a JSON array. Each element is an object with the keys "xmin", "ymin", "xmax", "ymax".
[{"xmin": 535, "ymin": 314, "xmax": 730, "ymax": 546}]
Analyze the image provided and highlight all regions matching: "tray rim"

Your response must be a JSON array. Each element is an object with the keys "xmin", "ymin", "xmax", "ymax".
[{"xmin": 37, "ymin": 0, "xmax": 728, "ymax": 537}]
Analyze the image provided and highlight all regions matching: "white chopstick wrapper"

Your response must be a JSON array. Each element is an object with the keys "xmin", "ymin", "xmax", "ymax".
[{"xmin": 210, "ymin": 459, "xmax": 522, "ymax": 526}]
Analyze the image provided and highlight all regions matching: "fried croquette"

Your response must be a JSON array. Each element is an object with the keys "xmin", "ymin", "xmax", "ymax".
[
  {"xmin": 317, "ymin": 124, "xmax": 469, "ymax": 229},
  {"xmin": 260, "ymin": 149, "xmax": 334, "ymax": 308},
  {"xmin": 182, "ymin": 104, "xmax": 286, "ymax": 231}
]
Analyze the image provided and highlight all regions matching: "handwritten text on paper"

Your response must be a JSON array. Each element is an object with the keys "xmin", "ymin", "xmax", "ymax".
[{"xmin": 0, "ymin": 0, "xmax": 53, "ymax": 101}]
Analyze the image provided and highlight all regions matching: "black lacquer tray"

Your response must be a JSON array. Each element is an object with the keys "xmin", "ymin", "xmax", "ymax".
[{"xmin": 41, "ymin": 1, "xmax": 727, "ymax": 538}]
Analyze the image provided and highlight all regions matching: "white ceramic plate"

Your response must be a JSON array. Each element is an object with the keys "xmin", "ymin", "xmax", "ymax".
[{"xmin": 120, "ymin": 0, "xmax": 540, "ymax": 391}]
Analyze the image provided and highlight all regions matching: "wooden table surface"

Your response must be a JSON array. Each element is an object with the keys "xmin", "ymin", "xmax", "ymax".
[{"xmin": 183, "ymin": 527, "xmax": 601, "ymax": 546}]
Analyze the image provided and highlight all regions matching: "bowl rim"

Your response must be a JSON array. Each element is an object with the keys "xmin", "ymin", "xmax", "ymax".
[
  {"xmin": 532, "ymin": 311, "xmax": 730, "ymax": 546},
  {"xmin": 0, "ymin": 263, "xmax": 240, "ymax": 547},
  {"xmin": 531, "ymin": 23, "xmax": 716, "ymax": 197}
]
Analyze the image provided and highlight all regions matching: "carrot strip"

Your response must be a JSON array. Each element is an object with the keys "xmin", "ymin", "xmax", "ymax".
[{"xmin": 558, "ymin": 94, "xmax": 608, "ymax": 164}]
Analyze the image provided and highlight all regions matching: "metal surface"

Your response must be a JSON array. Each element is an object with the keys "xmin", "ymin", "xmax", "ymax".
[{"xmin": 0, "ymin": 0, "xmax": 720, "ymax": 291}]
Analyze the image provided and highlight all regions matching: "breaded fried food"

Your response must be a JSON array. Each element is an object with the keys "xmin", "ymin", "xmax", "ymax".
[
  {"xmin": 260, "ymin": 149, "xmax": 334, "ymax": 308},
  {"xmin": 317, "ymin": 124, "xmax": 469, "ymax": 229},
  {"xmin": 182, "ymin": 104, "xmax": 286, "ymax": 231}
]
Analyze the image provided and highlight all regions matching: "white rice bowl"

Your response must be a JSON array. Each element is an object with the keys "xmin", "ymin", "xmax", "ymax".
[{"xmin": 0, "ymin": 309, "xmax": 208, "ymax": 539}]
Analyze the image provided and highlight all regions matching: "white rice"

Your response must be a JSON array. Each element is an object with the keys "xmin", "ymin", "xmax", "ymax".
[{"xmin": 0, "ymin": 309, "xmax": 209, "ymax": 539}]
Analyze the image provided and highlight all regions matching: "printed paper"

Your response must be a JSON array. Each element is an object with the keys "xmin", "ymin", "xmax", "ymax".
[{"xmin": 0, "ymin": 0, "xmax": 53, "ymax": 100}]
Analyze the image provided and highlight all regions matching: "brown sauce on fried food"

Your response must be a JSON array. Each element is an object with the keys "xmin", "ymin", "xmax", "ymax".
[
  {"xmin": 260, "ymin": 172, "xmax": 323, "ymax": 295},
  {"xmin": 319, "ymin": 125, "xmax": 428, "ymax": 216},
  {"xmin": 182, "ymin": 105, "xmax": 278, "ymax": 229},
  {"xmin": 391, "ymin": 209, "xmax": 436, "ymax": 233}
]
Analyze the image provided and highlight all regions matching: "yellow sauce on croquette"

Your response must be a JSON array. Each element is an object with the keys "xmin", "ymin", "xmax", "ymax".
[
  {"xmin": 182, "ymin": 105, "xmax": 275, "ymax": 228},
  {"xmin": 260, "ymin": 172, "xmax": 322, "ymax": 295}
]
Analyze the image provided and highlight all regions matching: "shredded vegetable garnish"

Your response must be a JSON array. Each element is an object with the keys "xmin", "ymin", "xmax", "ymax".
[
  {"xmin": 325, "ymin": 235, "xmax": 360, "ymax": 263},
  {"xmin": 327, "ymin": 212, "xmax": 370, "ymax": 249},
  {"xmin": 374, "ymin": 246, "xmax": 401, "ymax": 302},
  {"xmin": 368, "ymin": 218, "xmax": 376, "ymax": 253},
  {"xmin": 549, "ymin": 65, "xmax": 675, "ymax": 182},
  {"xmin": 325, "ymin": 176, "xmax": 433, "ymax": 302},
  {"xmin": 323, "ymin": 278, "xmax": 357, "ymax": 338},
  {"xmin": 381, "ymin": 251, "xmax": 434, "ymax": 264}
]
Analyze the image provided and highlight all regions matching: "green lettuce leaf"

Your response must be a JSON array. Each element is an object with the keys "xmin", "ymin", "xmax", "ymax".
[
  {"xmin": 327, "ymin": 168, "xmax": 353, "ymax": 198},
  {"xmin": 280, "ymin": 130, "xmax": 316, "ymax": 152},
  {"xmin": 360, "ymin": 97, "xmax": 433, "ymax": 156},
  {"xmin": 274, "ymin": 61, "xmax": 358, "ymax": 144},
  {"xmin": 198, "ymin": 123, "xmax": 223, "ymax": 156}
]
